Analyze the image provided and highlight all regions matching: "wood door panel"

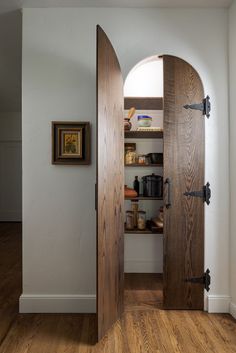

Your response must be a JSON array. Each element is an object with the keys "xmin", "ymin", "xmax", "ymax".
[
  {"xmin": 163, "ymin": 55, "xmax": 204, "ymax": 309},
  {"xmin": 96, "ymin": 25, "xmax": 124, "ymax": 340}
]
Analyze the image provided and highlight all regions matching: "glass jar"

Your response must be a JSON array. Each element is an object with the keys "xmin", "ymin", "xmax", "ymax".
[
  {"xmin": 138, "ymin": 154, "xmax": 146, "ymax": 165},
  {"xmin": 125, "ymin": 147, "xmax": 136, "ymax": 165},
  {"xmin": 137, "ymin": 211, "xmax": 146, "ymax": 230},
  {"xmin": 126, "ymin": 211, "xmax": 135, "ymax": 230},
  {"xmin": 125, "ymin": 143, "xmax": 136, "ymax": 165},
  {"xmin": 131, "ymin": 201, "xmax": 139, "ymax": 227}
]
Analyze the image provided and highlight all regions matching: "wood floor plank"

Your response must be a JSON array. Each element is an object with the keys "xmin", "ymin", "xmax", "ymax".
[{"xmin": 1, "ymin": 225, "xmax": 236, "ymax": 352}]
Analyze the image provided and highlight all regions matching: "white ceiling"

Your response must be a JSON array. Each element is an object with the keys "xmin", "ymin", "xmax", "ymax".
[{"xmin": 0, "ymin": 0, "xmax": 233, "ymax": 12}]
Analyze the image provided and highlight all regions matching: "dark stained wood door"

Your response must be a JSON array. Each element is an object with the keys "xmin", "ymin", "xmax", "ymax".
[
  {"xmin": 96, "ymin": 25, "xmax": 124, "ymax": 340},
  {"xmin": 163, "ymin": 55, "xmax": 205, "ymax": 309}
]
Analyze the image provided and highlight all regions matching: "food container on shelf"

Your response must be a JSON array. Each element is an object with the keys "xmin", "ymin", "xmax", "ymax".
[
  {"xmin": 137, "ymin": 115, "xmax": 152, "ymax": 128},
  {"xmin": 125, "ymin": 144, "xmax": 136, "ymax": 165},
  {"xmin": 142, "ymin": 174, "xmax": 163, "ymax": 197},
  {"xmin": 124, "ymin": 118, "xmax": 132, "ymax": 131},
  {"xmin": 126, "ymin": 211, "xmax": 135, "ymax": 230},
  {"xmin": 137, "ymin": 211, "xmax": 146, "ymax": 230},
  {"xmin": 124, "ymin": 185, "xmax": 138, "ymax": 198},
  {"xmin": 138, "ymin": 154, "xmax": 147, "ymax": 165},
  {"xmin": 131, "ymin": 201, "xmax": 139, "ymax": 227},
  {"xmin": 146, "ymin": 153, "xmax": 163, "ymax": 164}
]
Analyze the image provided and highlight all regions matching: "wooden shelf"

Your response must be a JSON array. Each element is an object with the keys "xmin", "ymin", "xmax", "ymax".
[
  {"xmin": 125, "ymin": 131, "xmax": 163, "ymax": 139},
  {"xmin": 125, "ymin": 196, "xmax": 163, "ymax": 200},
  {"xmin": 124, "ymin": 97, "xmax": 163, "ymax": 110},
  {"xmin": 124, "ymin": 227, "xmax": 163, "ymax": 234},
  {"xmin": 125, "ymin": 163, "xmax": 163, "ymax": 167}
]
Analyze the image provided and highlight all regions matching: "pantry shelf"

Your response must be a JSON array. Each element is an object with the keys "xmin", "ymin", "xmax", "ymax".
[
  {"xmin": 124, "ymin": 227, "xmax": 163, "ymax": 234},
  {"xmin": 125, "ymin": 196, "xmax": 163, "ymax": 200},
  {"xmin": 125, "ymin": 131, "xmax": 163, "ymax": 139},
  {"xmin": 125, "ymin": 163, "xmax": 163, "ymax": 167}
]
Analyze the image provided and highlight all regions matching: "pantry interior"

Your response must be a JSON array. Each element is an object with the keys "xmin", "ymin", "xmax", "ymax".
[{"xmin": 123, "ymin": 56, "xmax": 164, "ymax": 309}]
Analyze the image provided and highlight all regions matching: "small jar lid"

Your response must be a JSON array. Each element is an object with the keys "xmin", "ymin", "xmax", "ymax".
[
  {"xmin": 137, "ymin": 115, "xmax": 152, "ymax": 120},
  {"xmin": 126, "ymin": 146, "xmax": 135, "ymax": 151}
]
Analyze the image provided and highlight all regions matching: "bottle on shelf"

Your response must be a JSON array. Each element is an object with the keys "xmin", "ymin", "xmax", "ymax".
[{"xmin": 133, "ymin": 176, "xmax": 140, "ymax": 196}]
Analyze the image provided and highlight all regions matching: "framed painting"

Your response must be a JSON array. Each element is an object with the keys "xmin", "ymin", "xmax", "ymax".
[{"xmin": 52, "ymin": 122, "xmax": 91, "ymax": 165}]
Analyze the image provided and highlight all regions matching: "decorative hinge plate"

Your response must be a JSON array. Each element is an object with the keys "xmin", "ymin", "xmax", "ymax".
[
  {"xmin": 185, "ymin": 269, "xmax": 211, "ymax": 292},
  {"xmin": 184, "ymin": 182, "xmax": 211, "ymax": 205},
  {"xmin": 184, "ymin": 95, "xmax": 211, "ymax": 118}
]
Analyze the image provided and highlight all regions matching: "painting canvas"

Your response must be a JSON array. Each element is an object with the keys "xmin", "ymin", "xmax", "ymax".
[{"xmin": 59, "ymin": 129, "xmax": 82, "ymax": 158}]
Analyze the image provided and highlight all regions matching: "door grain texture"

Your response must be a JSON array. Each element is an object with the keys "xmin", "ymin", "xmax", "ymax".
[
  {"xmin": 163, "ymin": 55, "xmax": 205, "ymax": 309},
  {"xmin": 96, "ymin": 26, "xmax": 124, "ymax": 340}
]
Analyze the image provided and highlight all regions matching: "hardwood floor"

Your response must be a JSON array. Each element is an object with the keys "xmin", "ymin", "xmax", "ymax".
[
  {"xmin": 1, "ymin": 224, "xmax": 236, "ymax": 352},
  {"xmin": 124, "ymin": 273, "xmax": 163, "ymax": 311}
]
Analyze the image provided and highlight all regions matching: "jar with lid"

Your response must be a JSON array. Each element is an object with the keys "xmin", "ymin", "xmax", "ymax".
[
  {"xmin": 125, "ymin": 146, "xmax": 136, "ymax": 165},
  {"xmin": 131, "ymin": 201, "xmax": 139, "ymax": 227},
  {"xmin": 138, "ymin": 154, "xmax": 147, "ymax": 165},
  {"xmin": 126, "ymin": 211, "xmax": 135, "ymax": 230},
  {"xmin": 137, "ymin": 211, "xmax": 146, "ymax": 230}
]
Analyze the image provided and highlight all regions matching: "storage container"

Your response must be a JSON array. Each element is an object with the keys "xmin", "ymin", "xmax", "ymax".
[{"xmin": 142, "ymin": 174, "xmax": 163, "ymax": 197}]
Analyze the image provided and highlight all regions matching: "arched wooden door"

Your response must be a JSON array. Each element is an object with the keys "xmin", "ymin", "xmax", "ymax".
[
  {"xmin": 96, "ymin": 26, "xmax": 124, "ymax": 340},
  {"xmin": 96, "ymin": 45, "xmax": 208, "ymax": 339},
  {"xmin": 163, "ymin": 55, "xmax": 206, "ymax": 309}
]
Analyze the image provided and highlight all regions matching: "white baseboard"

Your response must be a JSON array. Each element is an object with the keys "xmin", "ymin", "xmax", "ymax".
[
  {"xmin": 124, "ymin": 260, "xmax": 163, "ymax": 273},
  {"xmin": 230, "ymin": 302, "xmax": 236, "ymax": 319},
  {"xmin": 207, "ymin": 295, "xmax": 231, "ymax": 313},
  {"xmin": 19, "ymin": 294, "xmax": 96, "ymax": 313}
]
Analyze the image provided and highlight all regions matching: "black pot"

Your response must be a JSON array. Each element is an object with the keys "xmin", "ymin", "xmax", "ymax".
[
  {"xmin": 146, "ymin": 153, "xmax": 163, "ymax": 164},
  {"xmin": 142, "ymin": 174, "xmax": 163, "ymax": 197}
]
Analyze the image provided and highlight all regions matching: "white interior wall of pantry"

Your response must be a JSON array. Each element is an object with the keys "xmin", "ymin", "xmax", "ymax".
[
  {"xmin": 124, "ymin": 58, "xmax": 163, "ymax": 97},
  {"xmin": 22, "ymin": 8, "xmax": 229, "ymax": 311}
]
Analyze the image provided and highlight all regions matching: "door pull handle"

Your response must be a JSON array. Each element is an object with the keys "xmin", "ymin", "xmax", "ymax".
[{"xmin": 165, "ymin": 178, "xmax": 171, "ymax": 209}]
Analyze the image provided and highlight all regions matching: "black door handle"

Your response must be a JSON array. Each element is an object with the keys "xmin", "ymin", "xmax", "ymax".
[
  {"xmin": 165, "ymin": 178, "xmax": 171, "ymax": 209},
  {"xmin": 95, "ymin": 183, "xmax": 97, "ymax": 211}
]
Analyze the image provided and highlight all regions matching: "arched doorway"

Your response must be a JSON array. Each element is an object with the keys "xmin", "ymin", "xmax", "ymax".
[
  {"xmin": 123, "ymin": 54, "xmax": 206, "ymax": 309},
  {"xmin": 96, "ymin": 26, "xmax": 209, "ymax": 339}
]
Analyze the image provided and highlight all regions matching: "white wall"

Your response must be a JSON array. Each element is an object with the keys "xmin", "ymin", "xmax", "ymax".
[
  {"xmin": 229, "ymin": 0, "xmax": 236, "ymax": 319},
  {"xmin": 0, "ymin": 11, "xmax": 22, "ymax": 221},
  {"xmin": 124, "ymin": 58, "xmax": 163, "ymax": 97},
  {"xmin": 21, "ymin": 7, "xmax": 229, "ymax": 313}
]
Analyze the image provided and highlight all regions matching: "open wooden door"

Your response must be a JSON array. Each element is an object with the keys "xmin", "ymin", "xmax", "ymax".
[
  {"xmin": 96, "ymin": 26, "xmax": 124, "ymax": 340},
  {"xmin": 163, "ymin": 55, "xmax": 205, "ymax": 309}
]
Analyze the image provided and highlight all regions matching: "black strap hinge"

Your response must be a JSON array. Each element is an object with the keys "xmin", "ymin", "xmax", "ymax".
[
  {"xmin": 185, "ymin": 269, "xmax": 211, "ymax": 292},
  {"xmin": 184, "ymin": 182, "xmax": 211, "ymax": 205},
  {"xmin": 184, "ymin": 95, "xmax": 211, "ymax": 118}
]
